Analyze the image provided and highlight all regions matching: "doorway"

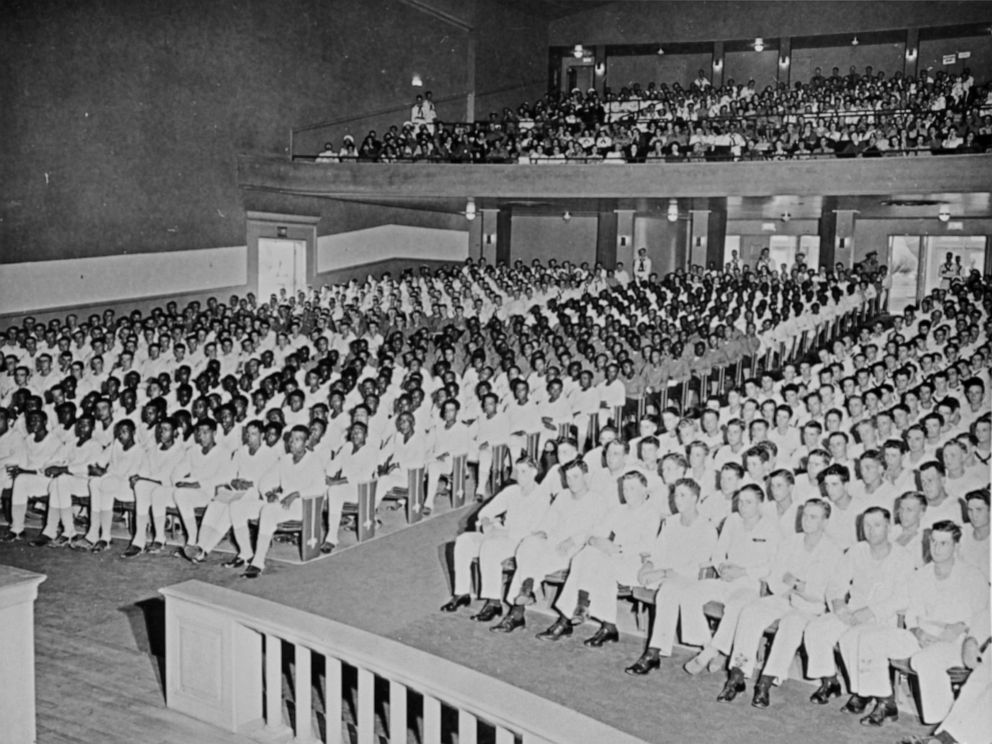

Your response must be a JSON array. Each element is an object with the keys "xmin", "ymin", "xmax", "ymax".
[
  {"xmin": 887, "ymin": 235, "xmax": 989, "ymax": 313},
  {"xmin": 257, "ymin": 239, "xmax": 307, "ymax": 305}
]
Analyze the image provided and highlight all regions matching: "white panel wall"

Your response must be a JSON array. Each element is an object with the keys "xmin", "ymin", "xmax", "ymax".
[
  {"xmin": 0, "ymin": 246, "xmax": 248, "ymax": 315},
  {"xmin": 316, "ymin": 225, "xmax": 468, "ymax": 273}
]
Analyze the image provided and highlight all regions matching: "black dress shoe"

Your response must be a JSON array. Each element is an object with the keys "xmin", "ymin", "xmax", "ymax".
[
  {"xmin": 120, "ymin": 545, "xmax": 143, "ymax": 559},
  {"xmin": 716, "ymin": 667, "xmax": 747, "ymax": 702},
  {"xmin": 222, "ymin": 556, "xmax": 247, "ymax": 568},
  {"xmin": 537, "ymin": 617, "xmax": 573, "ymax": 641},
  {"xmin": 751, "ymin": 675, "xmax": 773, "ymax": 708},
  {"xmin": 584, "ymin": 624, "xmax": 619, "ymax": 647},
  {"xmin": 440, "ymin": 594, "xmax": 471, "ymax": 613},
  {"xmin": 841, "ymin": 694, "xmax": 870, "ymax": 714},
  {"xmin": 320, "ymin": 542, "xmax": 335, "ymax": 554},
  {"xmin": 860, "ymin": 696, "xmax": 898, "ymax": 726},
  {"xmin": 90, "ymin": 539, "xmax": 109, "ymax": 553},
  {"xmin": 31, "ymin": 534, "xmax": 52, "ymax": 547},
  {"xmin": 3, "ymin": 531, "xmax": 25, "ymax": 543},
  {"xmin": 810, "ymin": 675, "xmax": 842, "ymax": 704},
  {"xmin": 625, "ymin": 651, "xmax": 661, "ymax": 676},
  {"xmin": 471, "ymin": 600, "xmax": 503, "ymax": 622},
  {"xmin": 144, "ymin": 541, "xmax": 164, "ymax": 554},
  {"xmin": 242, "ymin": 565, "xmax": 263, "ymax": 579},
  {"xmin": 490, "ymin": 609, "xmax": 525, "ymax": 633}
]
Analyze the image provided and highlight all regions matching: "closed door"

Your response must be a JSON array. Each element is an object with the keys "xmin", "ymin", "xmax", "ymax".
[{"xmin": 257, "ymin": 239, "xmax": 306, "ymax": 304}]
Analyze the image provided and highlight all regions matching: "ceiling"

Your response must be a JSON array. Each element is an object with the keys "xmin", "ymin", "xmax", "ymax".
[{"xmin": 328, "ymin": 191, "xmax": 992, "ymax": 220}]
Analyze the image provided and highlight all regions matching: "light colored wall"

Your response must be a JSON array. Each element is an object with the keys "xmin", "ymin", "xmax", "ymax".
[
  {"xmin": 791, "ymin": 43, "xmax": 906, "ymax": 84},
  {"xmin": 854, "ymin": 218, "xmax": 992, "ymax": 265},
  {"xmin": 0, "ymin": 246, "xmax": 248, "ymax": 316},
  {"xmin": 316, "ymin": 225, "xmax": 468, "ymax": 273}
]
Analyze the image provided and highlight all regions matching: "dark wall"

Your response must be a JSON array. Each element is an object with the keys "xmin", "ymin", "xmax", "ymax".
[
  {"xmin": 473, "ymin": 0, "xmax": 549, "ymax": 120},
  {"xmin": 550, "ymin": 2, "xmax": 992, "ymax": 46},
  {"xmin": 0, "ymin": 0, "xmax": 473, "ymax": 264}
]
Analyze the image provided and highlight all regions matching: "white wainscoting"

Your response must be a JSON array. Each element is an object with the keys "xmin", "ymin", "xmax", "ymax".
[
  {"xmin": 317, "ymin": 225, "xmax": 468, "ymax": 273},
  {"xmin": 0, "ymin": 246, "xmax": 248, "ymax": 315}
]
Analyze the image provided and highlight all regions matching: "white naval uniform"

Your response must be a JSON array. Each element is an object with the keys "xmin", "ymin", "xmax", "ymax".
[
  {"xmin": 451, "ymin": 483, "xmax": 550, "ymax": 599},
  {"xmin": 554, "ymin": 498, "xmax": 662, "ymax": 624},
  {"xmin": 841, "ymin": 560, "xmax": 989, "ymax": 723},
  {"xmin": 726, "ymin": 533, "xmax": 841, "ymax": 681},
  {"xmin": 803, "ymin": 541, "xmax": 913, "ymax": 679},
  {"xmin": 250, "ymin": 451, "xmax": 325, "ymax": 569}
]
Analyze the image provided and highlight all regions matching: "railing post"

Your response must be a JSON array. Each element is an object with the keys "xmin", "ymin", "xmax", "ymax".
[
  {"xmin": 0, "ymin": 567, "xmax": 45, "ymax": 744},
  {"xmin": 294, "ymin": 646, "xmax": 315, "ymax": 742},
  {"xmin": 495, "ymin": 726, "xmax": 515, "ymax": 744},
  {"xmin": 265, "ymin": 634, "xmax": 288, "ymax": 733},
  {"xmin": 357, "ymin": 667, "xmax": 375, "ymax": 744},
  {"xmin": 389, "ymin": 680, "xmax": 407, "ymax": 744},
  {"xmin": 423, "ymin": 693, "xmax": 442, "ymax": 744},
  {"xmin": 458, "ymin": 709, "xmax": 478, "ymax": 744},
  {"xmin": 325, "ymin": 656, "xmax": 343, "ymax": 744}
]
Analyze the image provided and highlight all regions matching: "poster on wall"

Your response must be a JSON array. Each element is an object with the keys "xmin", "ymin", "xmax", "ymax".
[{"xmin": 942, "ymin": 54, "xmax": 957, "ymax": 65}]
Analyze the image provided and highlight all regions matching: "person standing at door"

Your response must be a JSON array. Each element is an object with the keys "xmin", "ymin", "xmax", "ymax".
[{"xmin": 633, "ymin": 248, "xmax": 652, "ymax": 283}]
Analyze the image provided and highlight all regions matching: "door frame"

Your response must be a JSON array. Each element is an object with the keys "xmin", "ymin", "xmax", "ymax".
[{"xmin": 245, "ymin": 211, "xmax": 320, "ymax": 300}]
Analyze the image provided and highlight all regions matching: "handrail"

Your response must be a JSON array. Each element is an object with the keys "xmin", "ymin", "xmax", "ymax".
[
  {"xmin": 162, "ymin": 579, "xmax": 650, "ymax": 744},
  {"xmin": 295, "ymin": 147, "xmax": 989, "ymax": 164}
]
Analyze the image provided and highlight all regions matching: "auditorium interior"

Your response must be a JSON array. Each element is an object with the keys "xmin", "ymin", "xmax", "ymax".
[{"xmin": 2, "ymin": 1, "xmax": 992, "ymax": 743}]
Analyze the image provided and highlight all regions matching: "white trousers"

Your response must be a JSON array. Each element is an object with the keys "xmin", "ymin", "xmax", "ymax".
[
  {"xmin": 250, "ymin": 497, "xmax": 303, "ymax": 569},
  {"xmin": 131, "ymin": 481, "xmax": 174, "ymax": 547},
  {"xmin": 728, "ymin": 595, "xmax": 817, "ymax": 680},
  {"xmin": 172, "ymin": 486, "xmax": 212, "ymax": 545},
  {"xmin": 650, "ymin": 576, "xmax": 760, "ymax": 654},
  {"xmin": 506, "ymin": 534, "xmax": 577, "ymax": 600},
  {"xmin": 41, "ymin": 474, "xmax": 89, "ymax": 539},
  {"xmin": 199, "ymin": 488, "xmax": 262, "ymax": 559},
  {"xmin": 84, "ymin": 474, "xmax": 133, "ymax": 542},
  {"xmin": 840, "ymin": 625, "xmax": 962, "ymax": 723},
  {"xmin": 803, "ymin": 613, "xmax": 881, "ymax": 679},
  {"xmin": 554, "ymin": 546, "xmax": 641, "ymax": 625},
  {"xmin": 938, "ymin": 653, "xmax": 991, "ymax": 743},
  {"xmin": 451, "ymin": 530, "xmax": 518, "ymax": 598}
]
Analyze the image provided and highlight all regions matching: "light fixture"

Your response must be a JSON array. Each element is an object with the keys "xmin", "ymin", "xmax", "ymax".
[
  {"xmin": 465, "ymin": 199, "xmax": 476, "ymax": 221},
  {"xmin": 562, "ymin": 211, "xmax": 572, "ymax": 222},
  {"xmin": 484, "ymin": 233, "xmax": 495, "ymax": 245},
  {"xmin": 713, "ymin": 57, "xmax": 723, "ymax": 70},
  {"xmin": 411, "ymin": 74, "xmax": 423, "ymax": 87},
  {"xmin": 753, "ymin": 37, "xmax": 764, "ymax": 52},
  {"xmin": 779, "ymin": 55, "xmax": 790, "ymax": 68},
  {"xmin": 595, "ymin": 62, "xmax": 605, "ymax": 76},
  {"xmin": 851, "ymin": 36, "xmax": 859, "ymax": 46},
  {"xmin": 573, "ymin": 44, "xmax": 584, "ymax": 59},
  {"xmin": 781, "ymin": 212, "xmax": 791, "ymax": 223},
  {"xmin": 906, "ymin": 47, "xmax": 917, "ymax": 60},
  {"xmin": 656, "ymin": 46, "xmax": 665, "ymax": 55},
  {"xmin": 667, "ymin": 199, "xmax": 678, "ymax": 222},
  {"xmin": 938, "ymin": 205, "xmax": 951, "ymax": 223}
]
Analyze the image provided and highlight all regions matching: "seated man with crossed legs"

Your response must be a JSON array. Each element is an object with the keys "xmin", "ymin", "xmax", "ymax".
[
  {"xmin": 490, "ymin": 457, "xmax": 612, "ymax": 634},
  {"xmin": 182, "ymin": 419, "xmax": 280, "ymax": 566},
  {"xmin": 538, "ymin": 469, "xmax": 660, "ymax": 646},
  {"xmin": 242, "ymin": 425, "xmax": 324, "ymax": 579},
  {"xmin": 713, "ymin": 497, "xmax": 841, "ymax": 708},
  {"xmin": 440, "ymin": 456, "xmax": 547, "ymax": 620}
]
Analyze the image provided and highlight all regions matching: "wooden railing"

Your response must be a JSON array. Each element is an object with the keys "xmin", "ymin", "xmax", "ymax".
[
  {"xmin": 161, "ymin": 579, "xmax": 650, "ymax": 744},
  {"xmin": 0, "ymin": 565, "xmax": 46, "ymax": 744}
]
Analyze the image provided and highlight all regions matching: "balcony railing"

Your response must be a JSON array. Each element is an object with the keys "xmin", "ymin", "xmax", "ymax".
[{"xmin": 161, "ymin": 579, "xmax": 650, "ymax": 744}]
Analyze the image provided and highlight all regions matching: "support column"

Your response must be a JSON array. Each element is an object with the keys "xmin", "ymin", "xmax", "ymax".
[
  {"xmin": 615, "ymin": 209, "xmax": 636, "ymax": 268},
  {"xmin": 594, "ymin": 46, "xmax": 607, "ymax": 96},
  {"xmin": 689, "ymin": 210, "xmax": 710, "ymax": 269},
  {"xmin": 466, "ymin": 25, "xmax": 477, "ymax": 122},
  {"xmin": 596, "ymin": 209, "xmax": 618, "ymax": 269},
  {"xmin": 711, "ymin": 41, "xmax": 725, "ymax": 88},
  {"xmin": 706, "ymin": 204, "xmax": 727, "ymax": 269},
  {"xmin": 819, "ymin": 207, "xmax": 857, "ymax": 270},
  {"xmin": 905, "ymin": 28, "xmax": 920, "ymax": 79},
  {"xmin": 778, "ymin": 37, "xmax": 792, "ymax": 87},
  {"xmin": 495, "ymin": 208, "xmax": 512, "ymax": 266},
  {"xmin": 468, "ymin": 211, "xmax": 483, "ymax": 262},
  {"xmin": 480, "ymin": 209, "xmax": 499, "ymax": 264},
  {"xmin": 0, "ymin": 567, "xmax": 46, "ymax": 744}
]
